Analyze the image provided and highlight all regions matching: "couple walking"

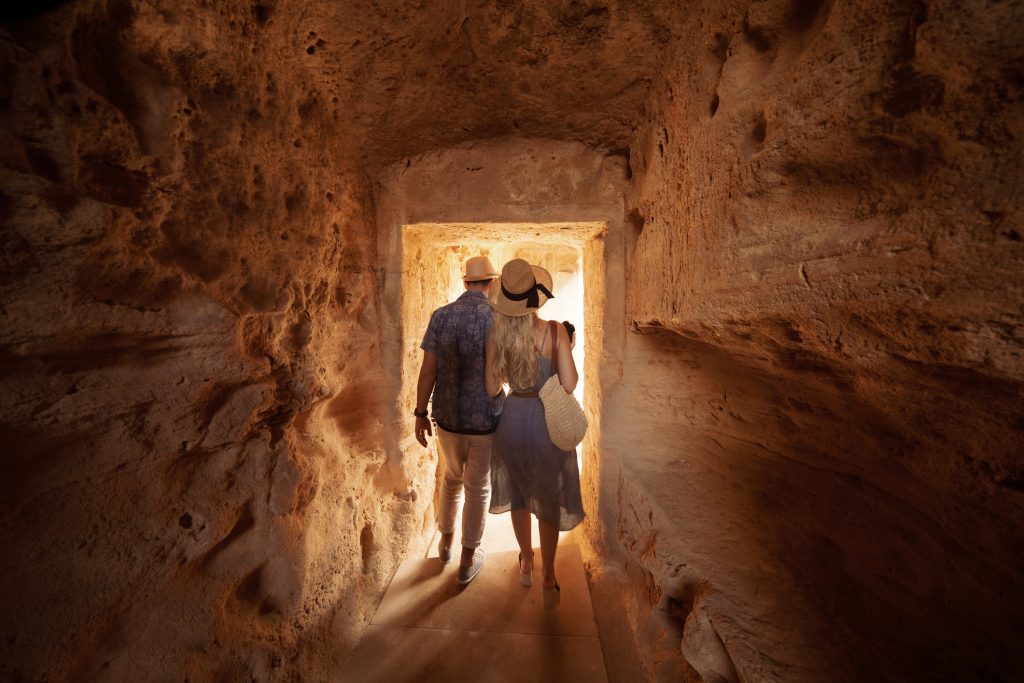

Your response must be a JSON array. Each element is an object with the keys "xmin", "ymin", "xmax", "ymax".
[{"xmin": 414, "ymin": 255, "xmax": 585, "ymax": 608}]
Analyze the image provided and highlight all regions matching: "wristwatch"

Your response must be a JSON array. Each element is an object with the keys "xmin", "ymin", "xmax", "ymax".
[{"xmin": 413, "ymin": 408, "xmax": 428, "ymax": 418}]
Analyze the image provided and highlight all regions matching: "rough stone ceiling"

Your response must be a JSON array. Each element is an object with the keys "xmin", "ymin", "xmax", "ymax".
[
  {"xmin": 258, "ymin": 0, "xmax": 687, "ymax": 166},
  {"xmin": 2, "ymin": 0, "xmax": 690, "ymax": 176}
]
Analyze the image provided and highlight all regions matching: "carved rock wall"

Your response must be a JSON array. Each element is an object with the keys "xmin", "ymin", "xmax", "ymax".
[
  {"xmin": 1, "ymin": 3, "xmax": 431, "ymax": 680},
  {"xmin": 596, "ymin": 0, "xmax": 1024, "ymax": 680}
]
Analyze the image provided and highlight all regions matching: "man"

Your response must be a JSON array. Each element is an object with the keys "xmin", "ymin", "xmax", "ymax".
[{"xmin": 414, "ymin": 255, "xmax": 505, "ymax": 585}]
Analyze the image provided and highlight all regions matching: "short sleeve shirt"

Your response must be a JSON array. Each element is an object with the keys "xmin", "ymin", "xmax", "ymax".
[{"xmin": 421, "ymin": 291, "xmax": 504, "ymax": 434}]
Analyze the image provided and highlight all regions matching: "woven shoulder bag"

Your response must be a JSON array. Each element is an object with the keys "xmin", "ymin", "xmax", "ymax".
[{"xmin": 539, "ymin": 320, "xmax": 588, "ymax": 451}]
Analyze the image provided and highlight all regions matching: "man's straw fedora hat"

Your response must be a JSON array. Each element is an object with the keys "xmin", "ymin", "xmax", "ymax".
[
  {"xmin": 490, "ymin": 258, "xmax": 554, "ymax": 317},
  {"xmin": 463, "ymin": 256, "xmax": 499, "ymax": 282}
]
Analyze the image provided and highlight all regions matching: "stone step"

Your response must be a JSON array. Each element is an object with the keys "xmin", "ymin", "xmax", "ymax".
[{"xmin": 338, "ymin": 544, "xmax": 607, "ymax": 682}]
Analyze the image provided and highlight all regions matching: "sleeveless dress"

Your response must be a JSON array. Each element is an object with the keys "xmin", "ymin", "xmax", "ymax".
[{"xmin": 489, "ymin": 341, "xmax": 585, "ymax": 531}]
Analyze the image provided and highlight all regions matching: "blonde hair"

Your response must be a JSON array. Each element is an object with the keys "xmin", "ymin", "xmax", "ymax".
[{"xmin": 491, "ymin": 311, "xmax": 539, "ymax": 390}]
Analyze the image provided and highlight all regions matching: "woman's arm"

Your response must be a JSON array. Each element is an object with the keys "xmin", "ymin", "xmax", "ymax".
[
  {"xmin": 555, "ymin": 323, "xmax": 578, "ymax": 392},
  {"xmin": 485, "ymin": 333, "xmax": 500, "ymax": 398}
]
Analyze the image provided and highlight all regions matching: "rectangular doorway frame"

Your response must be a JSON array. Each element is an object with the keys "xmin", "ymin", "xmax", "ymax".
[{"xmin": 374, "ymin": 139, "xmax": 629, "ymax": 562}]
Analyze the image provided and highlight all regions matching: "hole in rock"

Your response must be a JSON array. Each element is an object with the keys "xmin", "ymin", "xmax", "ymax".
[
  {"xmin": 752, "ymin": 112, "xmax": 767, "ymax": 143},
  {"xmin": 626, "ymin": 209, "xmax": 646, "ymax": 252},
  {"xmin": 359, "ymin": 524, "xmax": 375, "ymax": 572}
]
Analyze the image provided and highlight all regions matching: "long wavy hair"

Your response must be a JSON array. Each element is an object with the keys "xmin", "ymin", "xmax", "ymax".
[{"xmin": 491, "ymin": 311, "xmax": 538, "ymax": 390}]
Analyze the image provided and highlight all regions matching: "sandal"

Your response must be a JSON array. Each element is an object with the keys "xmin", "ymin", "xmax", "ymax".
[
  {"xmin": 519, "ymin": 552, "xmax": 533, "ymax": 587},
  {"xmin": 542, "ymin": 582, "xmax": 561, "ymax": 609}
]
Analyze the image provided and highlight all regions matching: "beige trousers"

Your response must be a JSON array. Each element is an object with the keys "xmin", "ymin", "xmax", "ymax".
[{"xmin": 436, "ymin": 427, "xmax": 493, "ymax": 549}]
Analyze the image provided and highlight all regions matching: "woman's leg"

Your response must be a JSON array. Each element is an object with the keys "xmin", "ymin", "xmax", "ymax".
[
  {"xmin": 511, "ymin": 508, "xmax": 534, "ymax": 570},
  {"xmin": 538, "ymin": 518, "xmax": 559, "ymax": 587}
]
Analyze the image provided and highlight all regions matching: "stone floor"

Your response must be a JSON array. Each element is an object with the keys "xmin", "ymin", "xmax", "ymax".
[{"xmin": 336, "ymin": 507, "xmax": 608, "ymax": 682}]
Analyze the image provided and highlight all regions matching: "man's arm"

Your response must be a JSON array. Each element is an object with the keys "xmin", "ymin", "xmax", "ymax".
[{"xmin": 414, "ymin": 350, "xmax": 438, "ymax": 447}]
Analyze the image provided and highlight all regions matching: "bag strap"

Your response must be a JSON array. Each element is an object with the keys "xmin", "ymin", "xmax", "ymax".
[{"xmin": 549, "ymin": 320, "xmax": 558, "ymax": 373}]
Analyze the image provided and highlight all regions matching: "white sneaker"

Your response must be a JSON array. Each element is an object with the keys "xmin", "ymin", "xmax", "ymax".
[{"xmin": 457, "ymin": 549, "xmax": 485, "ymax": 585}]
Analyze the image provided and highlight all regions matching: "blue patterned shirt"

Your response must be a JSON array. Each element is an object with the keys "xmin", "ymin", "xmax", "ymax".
[{"xmin": 420, "ymin": 291, "xmax": 504, "ymax": 434}]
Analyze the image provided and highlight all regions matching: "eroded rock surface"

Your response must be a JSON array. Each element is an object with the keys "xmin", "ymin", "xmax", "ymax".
[
  {"xmin": 594, "ymin": 0, "xmax": 1024, "ymax": 681},
  {"xmin": 1, "ymin": 0, "xmax": 1021, "ymax": 682},
  {"xmin": 1, "ymin": 3, "xmax": 430, "ymax": 680}
]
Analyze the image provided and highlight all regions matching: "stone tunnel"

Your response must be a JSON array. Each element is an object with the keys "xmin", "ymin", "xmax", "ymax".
[{"xmin": 1, "ymin": 0, "xmax": 1022, "ymax": 681}]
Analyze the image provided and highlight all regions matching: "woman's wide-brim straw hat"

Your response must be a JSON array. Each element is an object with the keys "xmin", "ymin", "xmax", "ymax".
[{"xmin": 490, "ymin": 258, "xmax": 554, "ymax": 317}]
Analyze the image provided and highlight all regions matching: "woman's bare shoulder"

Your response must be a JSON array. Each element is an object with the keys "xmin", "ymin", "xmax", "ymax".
[{"xmin": 555, "ymin": 322, "xmax": 571, "ymax": 344}]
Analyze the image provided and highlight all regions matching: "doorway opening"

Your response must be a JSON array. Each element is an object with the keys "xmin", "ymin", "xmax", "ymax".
[{"xmin": 398, "ymin": 221, "xmax": 606, "ymax": 550}]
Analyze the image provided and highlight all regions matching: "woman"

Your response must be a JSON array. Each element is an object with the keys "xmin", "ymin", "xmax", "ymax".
[{"xmin": 485, "ymin": 258, "xmax": 585, "ymax": 608}]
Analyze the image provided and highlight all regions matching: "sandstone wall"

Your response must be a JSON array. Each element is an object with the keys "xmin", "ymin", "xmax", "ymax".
[
  {"xmin": 596, "ymin": 0, "xmax": 1024, "ymax": 680},
  {"xmin": 0, "ymin": 3, "xmax": 429, "ymax": 680}
]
